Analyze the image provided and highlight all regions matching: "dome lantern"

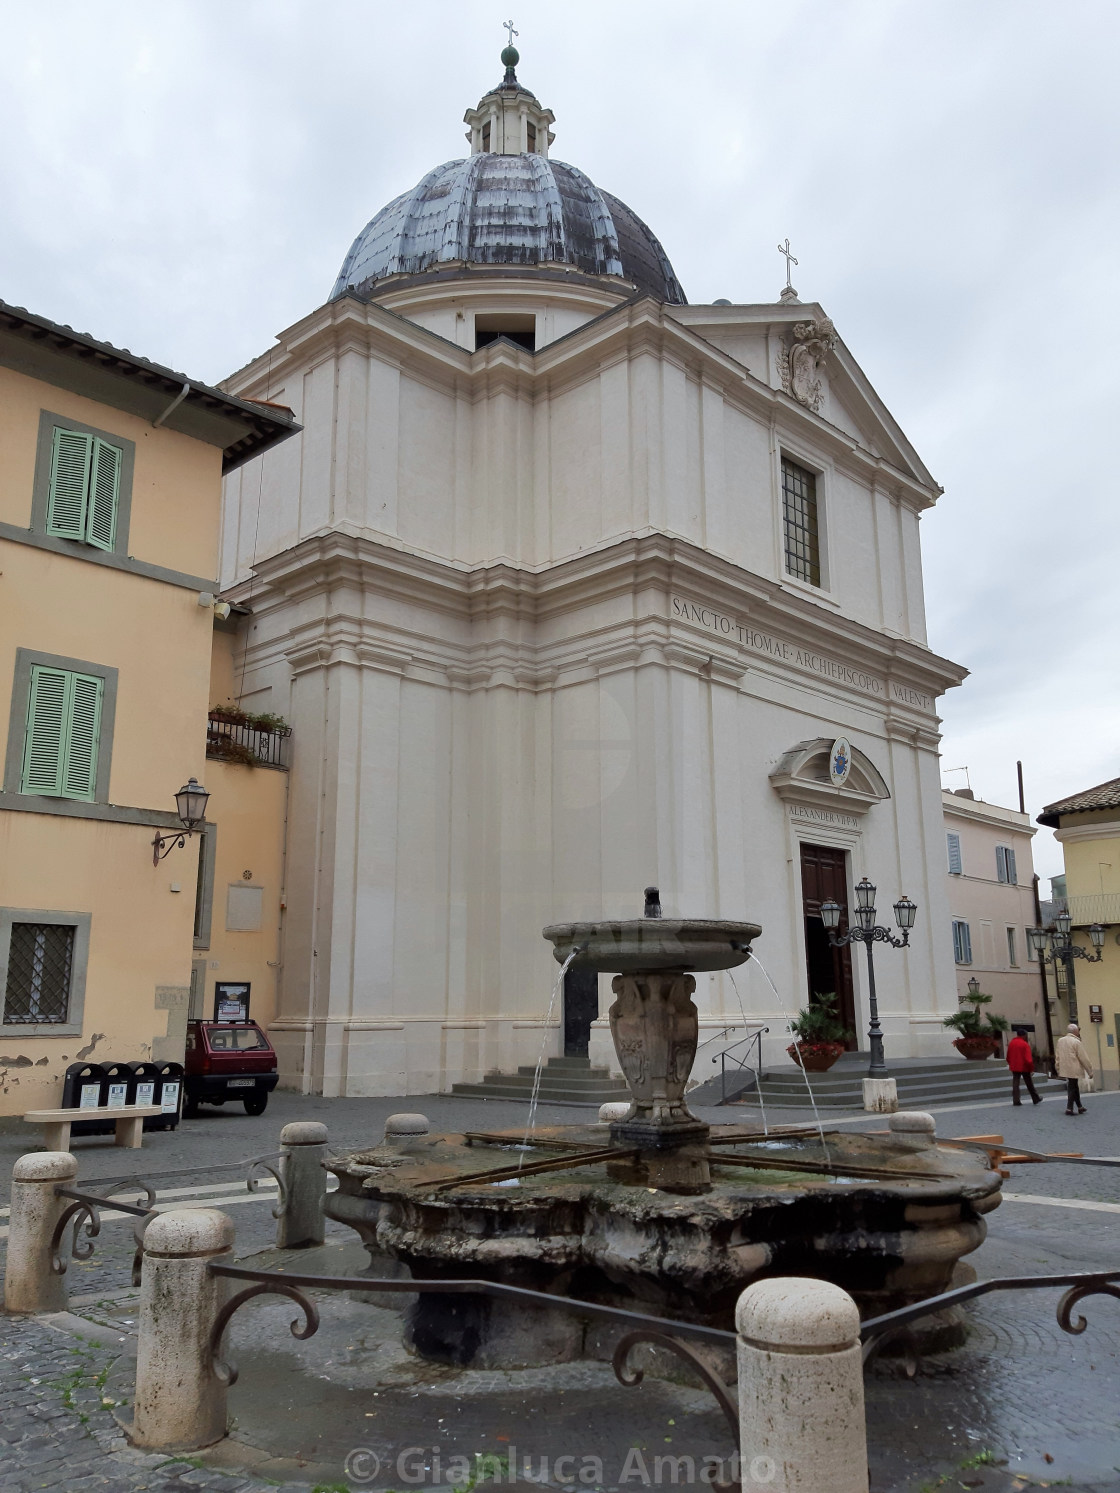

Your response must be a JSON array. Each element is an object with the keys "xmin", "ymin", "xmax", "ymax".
[
  {"xmin": 463, "ymin": 39, "xmax": 555, "ymax": 157},
  {"xmin": 330, "ymin": 36, "xmax": 685, "ymax": 306}
]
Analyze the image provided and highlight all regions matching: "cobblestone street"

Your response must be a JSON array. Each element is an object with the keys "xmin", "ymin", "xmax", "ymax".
[{"xmin": 2, "ymin": 1091, "xmax": 1119, "ymax": 1492}]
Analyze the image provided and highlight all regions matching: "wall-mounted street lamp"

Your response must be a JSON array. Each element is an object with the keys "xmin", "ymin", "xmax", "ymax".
[
  {"xmin": 151, "ymin": 778, "xmax": 210, "ymax": 865},
  {"xmin": 819, "ymin": 878, "xmax": 918, "ymax": 1079},
  {"xmin": 967, "ymin": 976, "xmax": 982, "ymax": 999}
]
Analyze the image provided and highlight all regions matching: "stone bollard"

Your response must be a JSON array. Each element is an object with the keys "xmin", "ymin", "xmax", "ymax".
[
  {"xmin": 736, "ymin": 1277, "xmax": 868, "ymax": 1493},
  {"xmin": 131, "ymin": 1208, "xmax": 234, "ymax": 1451},
  {"xmin": 4, "ymin": 1152, "xmax": 79, "ymax": 1315},
  {"xmin": 888, "ymin": 1110, "xmax": 936, "ymax": 1152},
  {"xmin": 383, "ymin": 1113, "xmax": 430, "ymax": 1153},
  {"xmin": 862, "ymin": 1076, "xmax": 899, "ymax": 1113},
  {"xmin": 276, "ymin": 1120, "xmax": 329, "ymax": 1249},
  {"xmin": 598, "ymin": 1101, "xmax": 631, "ymax": 1124}
]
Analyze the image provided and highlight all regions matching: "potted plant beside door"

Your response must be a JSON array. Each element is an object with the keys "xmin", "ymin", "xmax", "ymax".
[
  {"xmin": 943, "ymin": 984, "xmax": 1010, "ymax": 1059},
  {"xmin": 787, "ymin": 994, "xmax": 852, "ymax": 1072}
]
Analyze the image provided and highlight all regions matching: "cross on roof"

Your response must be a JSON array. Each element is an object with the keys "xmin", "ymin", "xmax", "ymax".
[
  {"xmin": 778, "ymin": 238, "xmax": 798, "ymax": 289},
  {"xmin": 504, "ymin": 19, "xmax": 518, "ymax": 47}
]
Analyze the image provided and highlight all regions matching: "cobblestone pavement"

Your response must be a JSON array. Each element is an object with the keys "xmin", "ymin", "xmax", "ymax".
[{"xmin": 2, "ymin": 1092, "xmax": 1119, "ymax": 1491}]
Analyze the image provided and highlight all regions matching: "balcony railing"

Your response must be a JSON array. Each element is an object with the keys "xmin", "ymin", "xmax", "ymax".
[
  {"xmin": 206, "ymin": 711, "xmax": 291, "ymax": 769},
  {"xmin": 1067, "ymin": 893, "xmax": 1120, "ymax": 928}
]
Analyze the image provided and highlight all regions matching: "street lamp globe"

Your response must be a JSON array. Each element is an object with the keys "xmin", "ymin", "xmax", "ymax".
[
  {"xmin": 967, "ymin": 976, "xmax": 981, "ymax": 998},
  {"xmin": 175, "ymin": 777, "xmax": 210, "ymax": 831},
  {"xmin": 819, "ymin": 899, "xmax": 842, "ymax": 930},
  {"xmin": 1026, "ymin": 927, "xmax": 1047, "ymax": 959},
  {"xmin": 1089, "ymin": 923, "xmax": 1106, "ymax": 950},
  {"xmin": 855, "ymin": 877, "xmax": 877, "ymax": 910},
  {"xmin": 1056, "ymin": 909, "xmax": 1072, "ymax": 937},
  {"xmin": 893, "ymin": 895, "xmax": 917, "ymax": 930}
]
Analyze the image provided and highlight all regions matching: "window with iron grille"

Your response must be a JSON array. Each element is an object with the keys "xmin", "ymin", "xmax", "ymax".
[
  {"xmin": 781, "ymin": 456, "xmax": 821, "ymax": 587},
  {"xmin": 3, "ymin": 922, "xmax": 75, "ymax": 1024}
]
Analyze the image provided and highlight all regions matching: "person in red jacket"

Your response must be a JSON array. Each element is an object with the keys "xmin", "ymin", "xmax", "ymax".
[{"xmin": 1006, "ymin": 1028, "xmax": 1043, "ymax": 1106}]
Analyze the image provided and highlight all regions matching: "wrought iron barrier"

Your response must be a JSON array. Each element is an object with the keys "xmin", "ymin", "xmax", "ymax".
[
  {"xmin": 202, "ymin": 1258, "xmax": 1120, "ymax": 1434},
  {"xmin": 860, "ymin": 1267, "xmax": 1120, "ymax": 1371},
  {"xmin": 51, "ymin": 1151, "xmax": 287, "ymax": 1284},
  {"xmin": 207, "ymin": 1262, "xmax": 744, "ymax": 1492}
]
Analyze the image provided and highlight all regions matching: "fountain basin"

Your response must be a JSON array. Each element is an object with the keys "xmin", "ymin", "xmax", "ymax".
[
  {"xmin": 543, "ymin": 918, "xmax": 762, "ymax": 974},
  {"xmin": 325, "ymin": 1124, "xmax": 1001, "ymax": 1370}
]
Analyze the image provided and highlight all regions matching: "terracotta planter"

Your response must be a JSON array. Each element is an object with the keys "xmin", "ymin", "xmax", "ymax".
[
  {"xmin": 787, "ymin": 1041, "xmax": 847, "ymax": 1073},
  {"xmin": 952, "ymin": 1036, "xmax": 999, "ymax": 1061}
]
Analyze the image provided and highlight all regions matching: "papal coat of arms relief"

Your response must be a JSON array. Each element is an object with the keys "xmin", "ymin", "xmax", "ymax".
[{"xmin": 778, "ymin": 317, "xmax": 837, "ymax": 413}]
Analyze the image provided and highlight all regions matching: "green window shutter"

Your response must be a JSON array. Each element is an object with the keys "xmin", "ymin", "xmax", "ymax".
[
  {"xmin": 85, "ymin": 439, "xmax": 120, "ymax": 551},
  {"xmin": 62, "ymin": 673, "xmax": 103, "ymax": 799},
  {"xmin": 21, "ymin": 666, "xmax": 69, "ymax": 795},
  {"xmin": 20, "ymin": 667, "xmax": 103, "ymax": 800},
  {"xmin": 46, "ymin": 429, "xmax": 92, "ymax": 540}
]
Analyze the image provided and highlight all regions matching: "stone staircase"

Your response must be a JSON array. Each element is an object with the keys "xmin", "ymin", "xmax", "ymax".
[
  {"xmin": 700, "ymin": 1052, "xmax": 1058, "ymax": 1111},
  {"xmin": 452, "ymin": 1051, "xmax": 1054, "ymax": 1112},
  {"xmin": 451, "ymin": 1054, "xmax": 630, "ymax": 1105}
]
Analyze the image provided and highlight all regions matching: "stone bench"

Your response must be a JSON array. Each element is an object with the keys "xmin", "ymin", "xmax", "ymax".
[{"xmin": 22, "ymin": 1105, "xmax": 164, "ymax": 1151}]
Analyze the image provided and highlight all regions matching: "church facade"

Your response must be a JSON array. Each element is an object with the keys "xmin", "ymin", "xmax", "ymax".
[{"xmin": 216, "ymin": 51, "xmax": 966, "ymax": 1096}]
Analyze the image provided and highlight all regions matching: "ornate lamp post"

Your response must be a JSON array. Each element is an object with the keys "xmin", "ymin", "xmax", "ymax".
[
  {"xmin": 1026, "ymin": 916, "xmax": 1104, "ymax": 1018},
  {"xmin": 819, "ymin": 879, "xmax": 917, "ymax": 1079},
  {"xmin": 151, "ymin": 778, "xmax": 210, "ymax": 864}
]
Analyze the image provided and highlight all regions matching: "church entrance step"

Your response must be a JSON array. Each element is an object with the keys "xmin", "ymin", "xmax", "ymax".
[
  {"xmin": 732, "ymin": 1065, "xmax": 1059, "ymax": 1110},
  {"xmin": 452, "ymin": 1052, "xmax": 630, "ymax": 1104},
  {"xmin": 451, "ymin": 1079, "xmax": 630, "ymax": 1104}
]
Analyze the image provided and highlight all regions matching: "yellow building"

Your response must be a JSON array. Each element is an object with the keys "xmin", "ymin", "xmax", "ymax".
[
  {"xmin": 189, "ymin": 625, "xmax": 290, "ymax": 1039},
  {"xmin": 0, "ymin": 301, "xmax": 295, "ymax": 1115},
  {"xmin": 1038, "ymin": 776, "xmax": 1120, "ymax": 1084}
]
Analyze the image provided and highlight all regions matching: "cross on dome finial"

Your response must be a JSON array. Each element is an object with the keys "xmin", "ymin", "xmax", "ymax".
[
  {"xmin": 501, "ymin": 19, "xmax": 520, "ymax": 77},
  {"xmin": 777, "ymin": 238, "xmax": 801, "ymax": 303}
]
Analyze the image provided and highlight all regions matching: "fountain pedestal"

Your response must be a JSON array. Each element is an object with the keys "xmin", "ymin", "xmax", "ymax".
[{"xmin": 607, "ymin": 970, "xmax": 708, "ymax": 1145}]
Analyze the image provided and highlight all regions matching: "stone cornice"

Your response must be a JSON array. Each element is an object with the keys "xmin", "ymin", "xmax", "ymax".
[
  {"xmin": 228, "ymin": 529, "xmax": 965, "ymax": 709},
  {"xmin": 222, "ymin": 294, "xmax": 939, "ymax": 511},
  {"xmin": 1053, "ymin": 820, "xmax": 1120, "ymax": 844}
]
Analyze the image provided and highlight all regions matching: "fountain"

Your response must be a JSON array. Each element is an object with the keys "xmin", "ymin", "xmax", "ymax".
[{"xmin": 325, "ymin": 892, "xmax": 1001, "ymax": 1368}]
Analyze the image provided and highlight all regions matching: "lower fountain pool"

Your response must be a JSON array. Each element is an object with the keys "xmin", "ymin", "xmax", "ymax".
[{"xmin": 324, "ymin": 1120, "xmax": 1001, "ymax": 1369}]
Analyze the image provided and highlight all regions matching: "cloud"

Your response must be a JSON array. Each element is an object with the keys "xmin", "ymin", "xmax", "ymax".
[{"xmin": 1, "ymin": 0, "xmax": 1115, "ymax": 881}]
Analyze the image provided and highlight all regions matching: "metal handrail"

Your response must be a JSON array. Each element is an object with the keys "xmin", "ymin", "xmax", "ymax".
[
  {"xmin": 714, "ymin": 1027, "xmax": 769, "ymax": 1105},
  {"xmin": 695, "ymin": 1021, "xmax": 768, "ymax": 1054}
]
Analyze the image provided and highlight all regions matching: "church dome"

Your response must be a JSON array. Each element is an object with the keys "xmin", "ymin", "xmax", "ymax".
[{"xmin": 330, "ymin": 51, "xmax": 686, "ymax": 306}]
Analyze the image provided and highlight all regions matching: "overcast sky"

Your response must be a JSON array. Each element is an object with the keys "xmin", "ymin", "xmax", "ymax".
[{"xmin": 2, "ymin": 0, "xmax": 1115, "ymax": 883}]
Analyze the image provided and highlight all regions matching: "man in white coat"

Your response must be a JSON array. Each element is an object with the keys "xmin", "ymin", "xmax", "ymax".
[{"xmin": 1055, "ymin": 1023, "xmax": 1094, "ymax": 1116}]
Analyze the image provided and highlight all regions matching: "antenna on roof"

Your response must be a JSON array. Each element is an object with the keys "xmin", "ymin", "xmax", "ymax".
[{"xmin": 943, "ymin": 766, "xmax": 972, "ymax": 792}]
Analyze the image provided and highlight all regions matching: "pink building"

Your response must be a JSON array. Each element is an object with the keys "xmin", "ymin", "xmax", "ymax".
[{"xmin": 943, "ymin": 788, "xmax": 1051, "ymax": 1056}]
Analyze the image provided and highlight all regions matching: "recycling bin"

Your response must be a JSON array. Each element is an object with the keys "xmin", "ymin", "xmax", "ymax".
[
  {"xmin": 125, "ymin": 1061, "xmax": 164, "ymax": 1131},
  {"xmin": 152, "ymin": 1060, "xmax": 184, "ymax": 1130},
  {"xmin": 60, "ymin": 1062, "xmax": 109, "ymax": 1137}
]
